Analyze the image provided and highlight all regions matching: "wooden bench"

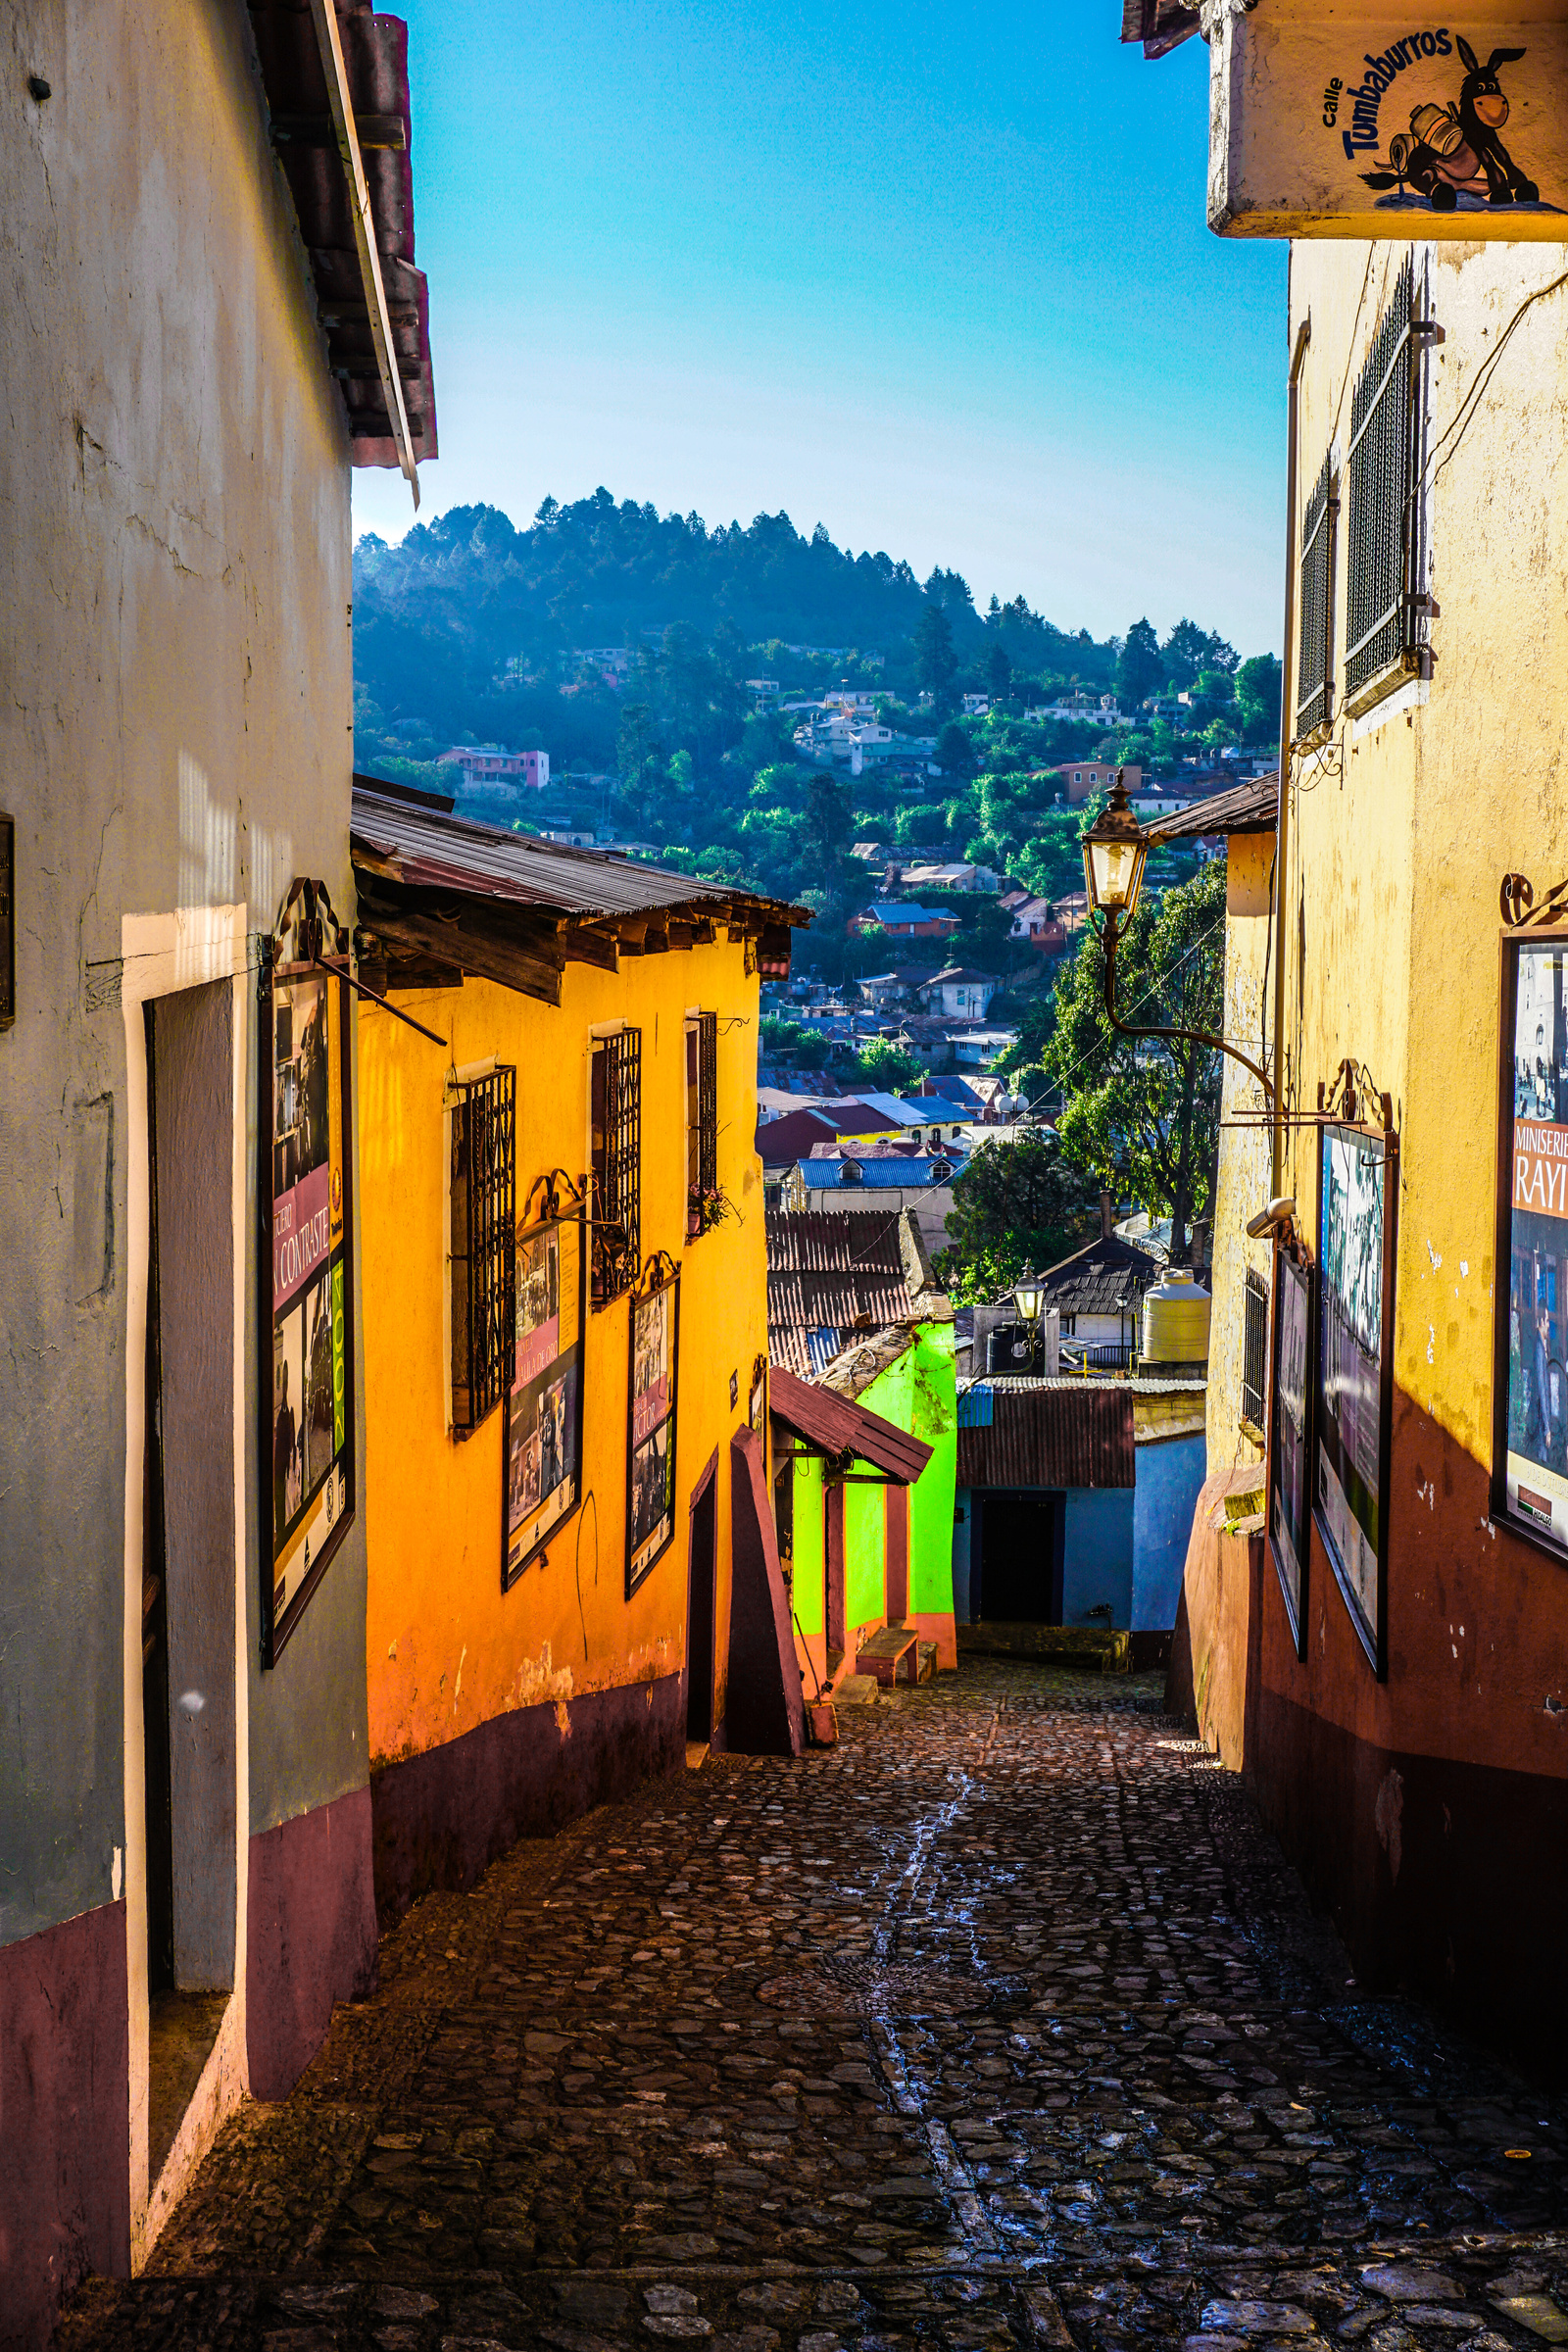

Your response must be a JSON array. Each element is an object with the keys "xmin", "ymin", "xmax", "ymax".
[{"xmin": 856, "ymin": 1623, "xmax": 920, "ymax": 1686}]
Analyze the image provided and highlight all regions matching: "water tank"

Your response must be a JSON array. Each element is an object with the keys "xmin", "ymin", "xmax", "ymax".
[{"xmin": 1141, "ymin": 1269, "xmax": 1211, "ymax": 1367}]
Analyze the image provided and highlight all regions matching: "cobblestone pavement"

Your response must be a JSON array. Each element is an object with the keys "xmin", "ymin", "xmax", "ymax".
[{"xmin": 59, "ymin": 1661, "xmax": 1568, "ymax": 2352}]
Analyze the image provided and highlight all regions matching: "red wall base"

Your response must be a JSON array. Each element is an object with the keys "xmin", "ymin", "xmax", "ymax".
[
  {"xmin": 0, "ymin": 1900, "xmax": 130, "ymax": 2352},
  {"xmin": 247, "ymin": 1784, "xmax": 377, "ymax": 2103}
]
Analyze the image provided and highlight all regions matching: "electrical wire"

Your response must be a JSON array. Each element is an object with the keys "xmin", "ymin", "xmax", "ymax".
[{"xmin": 1433, "ymin": 266, "xmax": 1568, "ymax": 481}]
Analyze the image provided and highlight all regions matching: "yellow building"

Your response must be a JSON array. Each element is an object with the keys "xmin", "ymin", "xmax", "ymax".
[
  {"xmin": 351, "ymin": 781, "xmax": 808, "ymax": 1916},
  {"xmin": 1128, "ymin": 12, "xmax": 1568, "ymax": 2070}
]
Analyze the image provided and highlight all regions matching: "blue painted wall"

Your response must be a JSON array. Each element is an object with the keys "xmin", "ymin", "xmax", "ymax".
[
  {"xmin": 953, "ymin": 1488, "xmax": 973, "ymax": 1624},
  {"xmin": 1062, "ymin": 1489, "xmax": 1135, "ymax": 1628},
  {"xmin": 1132, "ymin": 1431, "xmax": 1206, "ymax": 1631}
]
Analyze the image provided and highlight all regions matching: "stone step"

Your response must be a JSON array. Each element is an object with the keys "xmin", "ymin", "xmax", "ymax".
[{"xmin": 956, "ymin": 1621, "xmax": 1131, "ymax": 1673}]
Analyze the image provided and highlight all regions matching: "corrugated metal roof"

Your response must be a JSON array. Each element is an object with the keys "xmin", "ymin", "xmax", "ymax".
[
  {"xmin": 769, "ymin": 1366, "xmax": 934, "ymax": 1485},
  {"xmin": 352, "ymin": 782, "xmax": 806, "ymax": 926},
  {"xmin": 766, "ymin": 1207, "xmax": 919, "ymax": 1378},
  {"xmin": 1120, "ymin": 0, "xmax": 1201, "ymax": 57},
  {"xmin": 1146, "ymin": 773, "xmax": 1279, "ymax": 842},
  {"xmin": 956, "ymin": 1385, "xmax": 1135, "ymax": 1492}
]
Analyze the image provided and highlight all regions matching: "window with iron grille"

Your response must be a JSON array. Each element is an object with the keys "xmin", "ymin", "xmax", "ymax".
[
  {"xmin": 1345, "ymin": 253, "xmax": 1440, "ymax": 706},
  {"xmin": 591, "ymin": 1027, "xmax": 641, "ymax": 1302},
  {"xmin": 1242, "ymin": 1265, "xmax": 1268, "ymax": 1434},
  {"xmin": 685, "ymin": 1010, "xmax": 718, "ymax": 1238},
  {"xmin": 1297, "ymin": 450, "xmax": 1338, "ymax": 735},
  {"xmin": 450, "ymin": 1066, "xmax": 515, "ymax": 1436}
]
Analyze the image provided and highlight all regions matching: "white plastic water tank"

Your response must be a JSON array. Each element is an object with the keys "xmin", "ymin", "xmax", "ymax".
[{"xmin": 1141, "ymin": 1269, "xmax": 1211, "ymax": 1365}]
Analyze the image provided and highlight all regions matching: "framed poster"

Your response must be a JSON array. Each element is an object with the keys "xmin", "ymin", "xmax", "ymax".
[
  {"xmin": 262, "ymin": 950, "xmax": 356, "ymax": 1664},
  {"xmin": 1494, "ymin": 930, "xmax": 1568, "ymax": 1558},
  {"xmin": 1268, "ymin": 1245, "xmax": 1315, "ymax": 1656},
  {"xmin": 627, "ymin": 1263, "xmax": 680, "ymax": 1594},
  {"xmin": 1314, "ymin": 1120, "xmax": 1396, "ymax": 1676},
  {"xmin": 504, "ymin": 1200, "xmax": 586, "ymax": 1588}
]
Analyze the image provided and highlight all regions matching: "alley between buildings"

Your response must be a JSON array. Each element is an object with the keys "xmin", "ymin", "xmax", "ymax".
[{"xmin": 59, "ymin": 1661, "xmax": 1566, "ymax": 2352}]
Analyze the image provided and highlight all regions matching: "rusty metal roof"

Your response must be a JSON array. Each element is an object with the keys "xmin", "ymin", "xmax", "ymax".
[
  {"xmin": 765, "ymin": 1208, "xmax": 920, "ymax": 1377},
  {"xmin": 1146, "ymin": 774, "xmax": 1279, "ymax": 842},
  {"xmin": 249, "ymin": 0, "xmax": 437, "ymax": 466},
  {"xmin": 352, "ymin": 781, "xmax": 805, "ymax": 928},
  {"xmin": 769, "ymin": 1366, "xmax": 934, "ymax": 1486},
  {"xmin": 1120, "ymin": 0, "xmax": 1201, "ymax": 57},
  {"xmin": 956, "ymin": 1383, "xmax": 1134, "ymax": 1491}
]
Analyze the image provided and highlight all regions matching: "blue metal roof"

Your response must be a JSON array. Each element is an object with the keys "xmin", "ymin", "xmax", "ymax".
[{"xmin": 799, "ymin": 1155, "xmax": 954, "ymax": 1189}]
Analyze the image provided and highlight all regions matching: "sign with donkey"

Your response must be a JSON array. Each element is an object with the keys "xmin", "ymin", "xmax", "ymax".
[{"xmin": 1200, "ymin": 10, "xmax": 1567, "ymax": 240}]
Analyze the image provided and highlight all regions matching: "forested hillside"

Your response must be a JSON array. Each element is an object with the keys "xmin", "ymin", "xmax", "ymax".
[{"xmin": 352, "ymin": 489, "xmax": 1279, "ymax": 980}]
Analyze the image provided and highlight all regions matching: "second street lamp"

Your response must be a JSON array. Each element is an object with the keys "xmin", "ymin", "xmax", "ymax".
[{"xmin": 1080, "ymin": 770, "xmax": 1274, "ymax": 1106}]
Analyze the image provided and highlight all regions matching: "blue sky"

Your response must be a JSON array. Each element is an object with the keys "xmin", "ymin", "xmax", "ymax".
[{"xmin": 352, "ymin": 2, "xmax": 1289, "ymax": 654}]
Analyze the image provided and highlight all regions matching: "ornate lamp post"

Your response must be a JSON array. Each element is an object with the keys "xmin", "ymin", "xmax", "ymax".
[{"xmin": 1080, "ymin": 772, "xmax": 1273, "ymax": 1103}]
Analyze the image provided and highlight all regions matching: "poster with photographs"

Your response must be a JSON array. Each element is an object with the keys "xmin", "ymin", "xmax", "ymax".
[
  {"xmin": 1499, "ymin": 943, "xmax": 1568, "ymax": 1552},
  {"xmin": 504, "ymin": 1213, "xmax": 584, "ymax": 1587},
  {"xmin": 627, "ymin": 1272, "xmax": 679, "ymax": 1592},
  {"xmin": 266, "ymin": 962, "xmax": 353, "ymax": 1660},
  {"xmin": 1268, "ymin": 1249, "xmax": 1313, "ymax": 1652},
  {"xmin": 1315, "ymin": 1122, "xmax": 1392, "ymax": 1670}
]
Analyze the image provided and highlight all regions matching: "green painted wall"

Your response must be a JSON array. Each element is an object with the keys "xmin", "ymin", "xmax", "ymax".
[
  {"xmin": 859, "ymin": 1321, "xmax": 958, "ymax": 1623},
  {"xmin": 786, "ymin": 1450, "xmax": 826, "ymax": 1639},
  {"xmin": 845, "ymin": 1478, "xmax": 886, "ymax": 1631}
]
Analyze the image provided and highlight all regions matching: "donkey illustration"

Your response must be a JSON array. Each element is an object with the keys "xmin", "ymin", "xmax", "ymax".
[
  {"xmin": 1455, "ymin": 37, "xmax": 1537, "ymax": 203},
  {"xmin": 1361, "ymin": 37, "xmax": 1538, "ymax": 209}
]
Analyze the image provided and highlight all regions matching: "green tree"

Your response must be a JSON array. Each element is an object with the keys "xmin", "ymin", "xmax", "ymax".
[
  {"xmin": 933, "ymin": 721, "xmax": 973, "ymax": 780},
  {"xmin": 1116, "ymin": 618, "xmax": 1163, "ymax": 710},
  {"xmin": 855, "ymin": 1039, "xmax": 920, "ymax": 1092},
  {"xmin": 616, "ymin": 700, "xmax": 660, "ymax": 818},
  {"xmin": 1236, "ymin": 652, "xmax": 1282, "ymax": 745},
  {"xmin": 985, "ymin": 641, "xmax": 1012, "ymax": 700},
  {"xmin": 914, "ymin": 602, "xmax": 957, "ymax": 709},
  {"xmin": 795, "ymin": 1031, "xmax": 830, "ymax": 1069},
  {"xmin": 933, "ymin": 1133, "xmax": 1102, "ymax": 1305},
  {"xmin": 1042, "ymin": 860, "xmax": 1226, "ymax": 1261}
]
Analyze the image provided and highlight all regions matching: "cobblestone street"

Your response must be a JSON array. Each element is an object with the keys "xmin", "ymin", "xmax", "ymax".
[{"xmin": 59, "ymin": 1662, "xmax": 1568, "ymax": 2352}]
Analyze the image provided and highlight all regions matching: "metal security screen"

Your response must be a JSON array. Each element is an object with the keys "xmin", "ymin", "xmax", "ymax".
[
  {"xmin": 1297, "ymin": 452, "xmax": 1338, "ymax": 734},
  {"xmin": 1346, "ymin": 254, "xmax": 1439, "ymax": 704},
  {"xmin": 451, "ymin": 1066, "xmax": 515, "ymax": 1434},
  {"xmin": 699, "ymin": 1011, "xmax": 717, "ymax": 1194},
  {"xmin": 592, "ymin": 1028, "xmax": 641, "ymax": 1302},
  {"xmin": 1242, "ymin": 1265, "xmax": 1268, "ymax": 1432}
]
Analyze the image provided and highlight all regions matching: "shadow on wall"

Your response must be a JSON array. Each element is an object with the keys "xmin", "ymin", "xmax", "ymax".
[{"xmin": 1166, "ymin": 1412, "xmax": 1568, "ymax": 2086}]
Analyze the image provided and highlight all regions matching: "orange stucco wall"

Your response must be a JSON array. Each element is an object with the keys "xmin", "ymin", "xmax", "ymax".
[{"xmin": 357, "ymin": 942, "xmax": 769, "ymax": 1769}]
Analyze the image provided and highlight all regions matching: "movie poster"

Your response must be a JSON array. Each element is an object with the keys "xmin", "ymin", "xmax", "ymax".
[
  {"xmin": 1503, "ymin": 945, "xmax": 1568, "ymax": 1551},
  {"xmin": 1316, "ymin": 1123, "xmax": 1388, "ymax": 1661},
  {"xmin": 627, "ymin": 1274, "xmax": 678, "ymax": 1591},
  {"xmin": 268, "ymin": 966, "xmax": 352, "ymax": 1652},
  {"xmin": 1269, "ymin": 1249, "xmax": 1312, "ymax": 1646},
  {"xmin": 505, "ymin": 1214, "xmax": 583, "ymax": 1585}
]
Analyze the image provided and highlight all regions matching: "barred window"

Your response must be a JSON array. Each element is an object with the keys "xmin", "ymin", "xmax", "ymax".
[
  {"xmin": 450, "ymin": 1066, "xmax": 515, "ymax": 1436},
  {"xmin": 1346, "ymin": 253, "xmax": 1441, "ymax": 706},
  {"xmin": 591, "ymin": 1027, "xmax": 641, "ymax": 1303},
  {"xmin": 685, "ymin": 1011, "xmax": 718, "ymax": 1239},
  {"xmin": 1242, "ymin": 1265, "xmax": 1268, "ymax": 1435},
  {"xmin": 1296, "ymin": 451, "xmax": 1338, "ymax": 735}
]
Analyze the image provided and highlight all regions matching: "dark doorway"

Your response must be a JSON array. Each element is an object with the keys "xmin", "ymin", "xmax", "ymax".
[
  {"xmin": 686, "ymin": 1471, "xmax": 716, "ymax": 1742},
  {"xmin": 825, "ymin": 1482, "xmax": 846, "ymax": 1668},
  {"xmin": 141, "ymin": 982, "xmax": 238, "ymax": 2186},
  {"xmin": 884, "ymin": 1484, "xmax": 909, "ymax": 1626},
  {"xmin": 977, "ymin": 1491, "xmax": 1064, "ymax": 1623}
]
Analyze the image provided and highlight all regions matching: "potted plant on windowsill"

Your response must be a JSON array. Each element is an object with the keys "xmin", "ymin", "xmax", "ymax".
[{"xmin": 687, "ymin": 1183, "xmax": 738, "ymax": 1238}]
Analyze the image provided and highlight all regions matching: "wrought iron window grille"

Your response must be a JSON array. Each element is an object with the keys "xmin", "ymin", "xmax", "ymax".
[
  {"xmin": 1297, "ymin": 450, "xmax": 1339, "ymax": 738},
  {"xmin": 1242, "ymin": 1265, "xmax": 1268, "ymax": 1435},
  {"xmin": 450, "ymin": 1065, "xmax": 516, "ymax": 1435},
  {"xmin": 591, "ymin": 1028, "xmax": 642, "ymax": 1304},
  {"xmin": 1345, "ymin": 253, "xmax": 1443, "ymax": 710},
  {"xmin": 687, "ymin": 1011, "xmax": 720, "ymax": 1238}
]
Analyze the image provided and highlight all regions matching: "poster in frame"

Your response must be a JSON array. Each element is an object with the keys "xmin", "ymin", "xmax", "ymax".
[
  {"xmin": 259, "ymin": 918, "xmax": 357, "ymax": 1668},
  {"xmin": 1313, "ymin": 1117, "xmax": 1397, "ymax": 1678},
  {"xmin": 1267, "ymin": 1242, "xmax": 1315, "ymax": 1658},
  {"xmin": 626, "ymin": 1259, "xmax": 680, "ymax": 1595},
  {"xmin": 1492, "ymin": 923, "xmax": 1568, "ymax": 1562},
  {"xmin": 503, "ymin": 1184, "xmax": 588, "ymax": 1590}
]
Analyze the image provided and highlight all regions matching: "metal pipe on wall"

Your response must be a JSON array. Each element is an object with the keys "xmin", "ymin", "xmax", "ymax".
[{"xmin": 1272, "ymin": 312, "xmax": 1313, "ymax": 1197}]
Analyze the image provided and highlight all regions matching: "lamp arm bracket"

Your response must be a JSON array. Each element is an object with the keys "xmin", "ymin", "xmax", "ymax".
[{"xmin": 1102, "ymin": 914, "xmax": 1274, "ymax": 1105}]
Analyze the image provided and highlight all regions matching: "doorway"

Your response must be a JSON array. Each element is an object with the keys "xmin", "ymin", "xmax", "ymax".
[
  {"xmin": 884, "ymin": 1484, "xmax": 909, "ymax": 1626},
  {"xmin": 686, "ymin": 1469, "xmax": 716, "ymax": 1746},
  {"xmin": 141, "ymin": 983, "xmax": 238, "ymax": 2185},
  {"xmin": 976, "ymin": 1491, "xmax": 1064, "ymax": 1623}
]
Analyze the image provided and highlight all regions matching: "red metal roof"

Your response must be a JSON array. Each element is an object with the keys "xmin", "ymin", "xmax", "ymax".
[
  {"xmin": 956, "ymin": 1384, "xmax": 1134, "ymax": 1491},
  {"xmin": 769, "ymin": 1366, "xmax": 933, "ymax": 1486},
  {"xmin": 766, "ymin": 1208, "xmax": 921, "ymax": 1377}
]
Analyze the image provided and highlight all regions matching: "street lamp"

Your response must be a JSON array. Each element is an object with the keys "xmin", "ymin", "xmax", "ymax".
[
  {"xmin": 1013, "ymin": 1263, "xmax": 1045, "ymax": 1326},
  {"xmin": 1081, "ymin": 769, "xmax": 1274, "ymax": 1107}
]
